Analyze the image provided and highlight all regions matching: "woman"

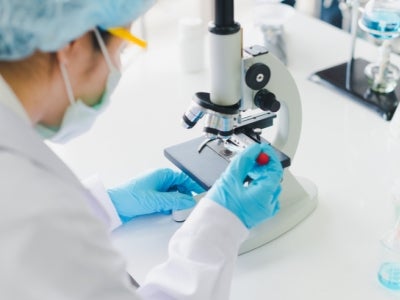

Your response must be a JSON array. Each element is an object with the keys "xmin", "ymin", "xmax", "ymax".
[{"xmin": 0, "ymin": 0, "xmax": 283, "ymax": 299}]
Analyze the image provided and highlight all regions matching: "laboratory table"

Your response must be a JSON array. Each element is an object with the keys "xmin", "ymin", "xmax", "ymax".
[{"xmin": 50, "ymin": 6, "xmax": 400, "ymax": 300}]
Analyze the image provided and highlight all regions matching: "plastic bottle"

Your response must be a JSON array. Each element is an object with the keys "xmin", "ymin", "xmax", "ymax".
[{"xmin": 178, "ymin": 17, "xmax": 205, "ymax": 73}]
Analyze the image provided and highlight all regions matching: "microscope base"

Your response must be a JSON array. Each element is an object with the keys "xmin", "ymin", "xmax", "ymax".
[
  {"xmin": 239, "ymin": 171, "xmax": 317, "ymax": 254},
  {"xmin": 164, "ymin": 137, "xmax": 317, "ymax": 254},
  {"xmin": 311, "ymin": 58, "xmax": 399, "ymax": 121}
]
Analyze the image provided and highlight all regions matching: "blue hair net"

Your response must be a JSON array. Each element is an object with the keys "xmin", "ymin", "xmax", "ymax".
[{"xmin": 0, "ymin": 0, "xmax": 156, "ymax": 61}]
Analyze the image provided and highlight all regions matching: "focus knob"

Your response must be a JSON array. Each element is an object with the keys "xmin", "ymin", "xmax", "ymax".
[
  {"xmin": 245, "ymin": 63, "xmax": 271, "ymax": 90},
  {"xmin": 254, "ymin": 89, "xmax": 281, "ymax": 112}
]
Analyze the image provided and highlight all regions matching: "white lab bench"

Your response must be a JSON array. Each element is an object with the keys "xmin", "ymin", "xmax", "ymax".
[{"xmin": 49, "ymin": 5, "xmax": 400, "ymax": 300}]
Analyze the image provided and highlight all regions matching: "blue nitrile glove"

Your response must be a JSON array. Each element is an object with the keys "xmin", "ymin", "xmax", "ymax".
[
  {"xmin": 206, "ymin": 143, "xmax": 284, "ymax": 229},
  {"xmin": 107, "ymin": 168, "xmax": 205, "ymax": 223}
]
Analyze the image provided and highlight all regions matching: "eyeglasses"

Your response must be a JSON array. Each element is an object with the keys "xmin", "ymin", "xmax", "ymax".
[{"xmin": 106, "ymin": 27, "xmax": 147, "ymax": 49}]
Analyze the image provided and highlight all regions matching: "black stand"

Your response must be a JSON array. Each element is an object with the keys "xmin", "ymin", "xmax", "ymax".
[{"xmin": 311, "ymin": 58, "xmax": 399, "ymax": 120}]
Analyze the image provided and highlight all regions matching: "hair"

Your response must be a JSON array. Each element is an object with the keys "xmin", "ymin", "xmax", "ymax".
[
  {"xmin": 92, "ymin": 28, "xmax": 112, "ymax": 51},
  {"xmin": 0, "ymin": 29, "xmax": 111, "ymax": 80}
]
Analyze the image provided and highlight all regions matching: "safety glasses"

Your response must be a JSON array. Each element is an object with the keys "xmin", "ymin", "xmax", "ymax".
[
  {"xmin": 97, "ymin": 26, "xmax": 146, "ymax": 73},
  {"xmin": 106, "ymin": 27, "xmax": 147, "ymax": 49}
]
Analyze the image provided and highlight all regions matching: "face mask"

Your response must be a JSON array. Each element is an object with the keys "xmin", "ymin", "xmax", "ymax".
[{"xmin": 36, "ymin": 29, "xmax": 121, "ymax": 144}]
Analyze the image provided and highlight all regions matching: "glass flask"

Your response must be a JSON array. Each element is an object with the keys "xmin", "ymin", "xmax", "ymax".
[
  {"xmin": 378, "ymin": 218, "xmax": 400, "ymax": 290},
  {"xmin": 377, "ymin": 180, "xmax": 400, "ymax": 290},
  {"xmin": 359, "ymin": 0, "xmax": 400, "ymax": 93}
]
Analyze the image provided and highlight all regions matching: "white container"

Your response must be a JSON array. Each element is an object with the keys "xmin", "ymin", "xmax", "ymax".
[{"xmin": 178, "ymin": 17, "xmax": 205, "ymax": 73}]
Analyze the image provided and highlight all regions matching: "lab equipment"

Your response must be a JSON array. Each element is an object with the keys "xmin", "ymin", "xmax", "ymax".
[
  {"xmin": 360, "ymin": 0, "xmax": 400, "ymax": 93},
  {"xmin": 312, "ymin": 0, "xmax": 400, "ymax": 120},
  {"xmin": 0, "ymin": 0, "xmax": 154, "ymax": 60},
  {"xmin": 378, "ymin": 218, "xmax": 400, "ymax": 290},
  {"xmin": 364, "ymin": 39, "xmax": 400, "ymax": 93},
  {"xmin": 360, "ymin": 0, "xmax": 400, "ymax": 38},
  {"xmin": 253, "ymin": 2, "xmax": 295, "ymax": 65},
  {"xmin": 206, "ymin": 143, "xmax": 283, "ymax": 229},
  {"xmin": 376, "ymin": 179, "xmax": 400, "ymax": 290},
  {"xmin": 107, "ymin": 168, "xmax": 204, "ymax": 223},
  {"xmin": 165, "ymin": 0, "xmax": 318, "ymax": 254}
]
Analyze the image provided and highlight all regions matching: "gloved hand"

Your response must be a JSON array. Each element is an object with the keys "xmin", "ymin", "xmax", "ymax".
[
  {"xmin": 107, "ymin": 168, "xmax": 205, "ymax": 223},
  {"xmin": 206, "ymin": 143, "xmax": 283, "ymax": 229}
]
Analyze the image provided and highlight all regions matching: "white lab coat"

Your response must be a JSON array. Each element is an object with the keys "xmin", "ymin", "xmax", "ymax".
[{"xmin": 0, "ymin": 75, "xmax": 248, "ymax": 300}]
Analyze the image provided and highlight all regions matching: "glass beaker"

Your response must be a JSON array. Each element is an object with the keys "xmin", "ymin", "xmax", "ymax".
[
  {"xmin": 378, "ymin": 219, "xmax": 400, "ymax": 290},
  {"xmin": 378, "ymin": 180, "xmax": 400, "ymax": 290}
]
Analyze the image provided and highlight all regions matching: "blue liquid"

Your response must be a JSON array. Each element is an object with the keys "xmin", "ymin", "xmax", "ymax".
[
  {"xmin": 378, "ymin": 262, "xmax": 400, "ymax": 290},
  {"xmin": 362, "ymin": 10, "xmax": 400, "ymax": 38}
]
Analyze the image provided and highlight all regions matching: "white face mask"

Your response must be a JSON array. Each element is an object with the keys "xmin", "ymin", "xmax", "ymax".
[{"xmin": 36, "ymin": 29, "xmax": 121, "ymax": 144}]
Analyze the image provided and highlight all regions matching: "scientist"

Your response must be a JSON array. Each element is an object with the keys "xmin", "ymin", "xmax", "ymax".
[{"xmin": 0, "ymin": 0, "xmax": 283, "ymax": 299}]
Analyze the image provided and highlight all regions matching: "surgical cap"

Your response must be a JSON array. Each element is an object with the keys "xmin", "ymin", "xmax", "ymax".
[{"xmin": 0, "ymin": 0, "xmax": 155, "ymax": 61}]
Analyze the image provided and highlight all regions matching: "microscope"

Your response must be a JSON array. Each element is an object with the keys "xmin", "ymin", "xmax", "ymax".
[{"xmin": 164, "ymin": 0, "xmax": 317, "ymax": 254}]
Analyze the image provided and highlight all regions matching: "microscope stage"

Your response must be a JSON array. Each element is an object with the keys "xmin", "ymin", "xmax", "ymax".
[{"xmin": 164, "ymin": 136, "xmax": 291, "ymax": 190}]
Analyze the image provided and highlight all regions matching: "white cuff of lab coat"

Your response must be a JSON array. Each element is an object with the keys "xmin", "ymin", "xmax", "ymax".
[
  {"xmin": 138, "ymin": 198, "xmax": 248, "ymax": 299},
  {"xmin": 82, "ymin": 175, "xmax": 122, "ymax": 231},
  {"xmin": 184, "ymin": 197, "xmax": 249, "ymax": 244}
]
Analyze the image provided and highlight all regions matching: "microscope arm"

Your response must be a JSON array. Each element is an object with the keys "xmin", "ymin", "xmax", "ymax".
[{"xmin": 259, "ymin": 53, "xmax": 302, "ymax": 159}]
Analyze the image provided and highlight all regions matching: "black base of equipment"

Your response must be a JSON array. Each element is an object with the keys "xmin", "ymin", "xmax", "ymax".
[{"xmin": 311, "ymin": 58, "xmax": 399, "ymax": 121}]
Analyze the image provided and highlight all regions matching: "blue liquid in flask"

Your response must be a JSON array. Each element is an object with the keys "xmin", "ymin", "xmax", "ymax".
[
  {"xmin": 378, "ymin": 262, "xmax": 400, "ymax": 290},
  {"xmin": 362, "ymin": 10, "xmax": 400, "ymax": 38}
]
